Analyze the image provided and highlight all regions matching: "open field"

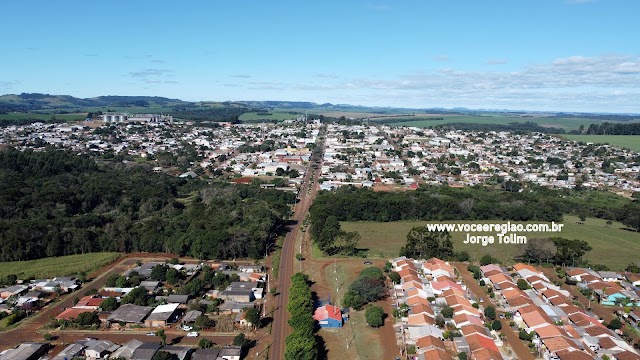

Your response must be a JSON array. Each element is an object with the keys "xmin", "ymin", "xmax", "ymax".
[
  {"xmin": 341, "ymin": 216, "xmax": 640, "ymax": 270},
  {"xmin": 238, "ymin": 111, "xmax": 299, "ymax": 121},
  {"xmin": 561, "ymin": 135, "xmax": 640, "ymax": 151},
  {"xmin": 0, "ymin": 253, "xmax": 121, "ymax": 280},
  {"xmin": 385, "ymin": 115, "xmax": 640, "ymax": 131}
]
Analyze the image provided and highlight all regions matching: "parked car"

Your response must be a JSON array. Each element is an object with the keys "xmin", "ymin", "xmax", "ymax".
[
  {"xmin": 186, "ymin": 332, "xmax": 199, "ymax": 337},
  {"xmin": 181, "ymin": 325, "xmax": 193, "ymax": 331},
  {"xmin": 363, "ymin": 260, "xmax": 373, "ymax": 265},
  {"xmin": 146, "ymin": 332, "xmax": 156, "ymax": 336}
]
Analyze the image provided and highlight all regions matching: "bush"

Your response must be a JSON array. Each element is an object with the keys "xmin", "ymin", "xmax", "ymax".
[{"xmin": 365, "ymin": 305, "xmax": 385, "ymax": 327}]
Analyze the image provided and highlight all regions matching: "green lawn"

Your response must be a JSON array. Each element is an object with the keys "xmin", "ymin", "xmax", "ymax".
[
  {"xmin": 386, "ymin": 115, "xmax": 638, "ymax": 131},
  {"xmin": 239, "ymin": 111, "xmax": 299, "ymax": 121},
  {"xmin": 561, "ymin": 135, "xmax": 640, "ymax": 151},
  {"xmin": 341, "ymin": 216, "xmax": 640, "ymax": 270},
  {"xmin": 0, "ymin": 253, "xmax": 121, "ymax": 280}
]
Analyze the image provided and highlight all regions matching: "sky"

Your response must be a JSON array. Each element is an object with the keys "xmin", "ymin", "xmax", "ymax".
[{"xmin": 1, "ymin": 0, "xmax": 639, "ymax": 113}]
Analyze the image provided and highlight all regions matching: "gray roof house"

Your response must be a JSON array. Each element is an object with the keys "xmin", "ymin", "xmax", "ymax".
[
  {"xmin": 161, "ymin": 346, "xmax": 192, "ymax": 360},
  {"xmin": 131, "ymin": 343, "xmax": 161, "ymax": 360},
  {"xmin": 107, "ymin": 304, "xmax": 153, "ymax": 324},
  {"xmin": 0, "ymin": 343, "xmax": 49, "ymax": 360},
  {"xmin": 109, "ymin": 339, "xmax": 144, "ymax": 360}
]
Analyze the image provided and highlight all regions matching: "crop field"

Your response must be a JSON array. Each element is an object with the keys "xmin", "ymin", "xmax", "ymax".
[
  {"xmin": 0, "ymin": 252, "xmax": 121, "ymax": 280},
  {"xmin": 341, "ymin": 216, "xmax": 640, "ymax": 270},
  {"xmin": 561, "ymin": 135, "xmax": 640, "ymax": 151},
  {"xmin": 384, "ymin": 115, "xmax": 638, "ymax": 131},
  {"xmin": 239, "ymin": 111, "xmax": 299, "ymax": 121}
]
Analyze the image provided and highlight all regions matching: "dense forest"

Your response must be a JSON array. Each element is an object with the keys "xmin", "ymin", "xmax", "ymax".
[
  {"xmin": 309, "ymin": 185, "xmax": 640, "ymax": 254},
  {"xmin": 0, "ymin": 148, "xmax": 295, "ymax": 262},
  {"xmin": 583, "ymin": 122, "xmax": 640, "ymax": 135},
  {"xmin": 432, "ymin": 121, "xmax": 566, "ymax": 134}
]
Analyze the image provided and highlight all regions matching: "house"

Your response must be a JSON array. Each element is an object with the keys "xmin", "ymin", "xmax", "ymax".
[
  {"xmin": 56, "ymin": 308, "xmax": 94, "ymax": 321},
  {"xmin": 191, "ymin": 347, "xmax": 242, "ymax": 360},
  {"xmin": 0, "ymin": 285, "xmax": 28, "ymax": 299},
  {"xmin": 130, "ymin": 343, "xmax": 160, "ymax": 360},
  {"xmin": 167, "ymin": 294, "xmax": 190, "ymax": 304},
  {"xmin": 219, "ymin": 282, "xmax": 258, "ymax": 302},
  {"xmin": 80, "ymin": 339, "xmax": 120, "ymax": 359},
  {"xmin": 181, "ymin": 310, "xmax": 202, "ymax": 324},
  {"xmin": 161, "ymin": 346, "xmax": 192, "ymax": 360},
  {"xmin": 139, "ymin": 281, "xmax": 161, "ymax": 293},
  {"xmin": 598, "ymin": 271, "xmax": 622, "ymax": 282},
  {"xmin": 144, "ymin": 303, "xmax": 181, "ymax": 327},
  {"xmin": 51, "ymin": 343, "xmax": 86, "ymax": 360},
  {"xmin": 313, "ymin": 304, "xmax": 343, "ymax": 328},
  {"xmin": 107, "ymin": 304, "xmax": 153, "ymax": 326},
  {"xmin": 0, "ymin": 343, "xmax": 49, "ymax": 360},
  {"xmin": 109, "ymin": 340, "xmax": 143, "ymax": 360}
]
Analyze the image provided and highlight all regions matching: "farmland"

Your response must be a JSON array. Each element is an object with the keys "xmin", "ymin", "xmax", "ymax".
[
  {"xmin": 341, "ymin": 216, "xmax": 640, "ymax": 270},
  {"xmin": 0, "ymin": 253, "xmax": 121, "ymax": 280},
  {"xmin": 385, "ymin": 115, "xmax": 638, "ymax": 131},
  {"xmin": 561, "ymin": 135, "xmax": 640, "ymax": 151},
  {"xmin": 0, "ymin": 112, "xmax": 87, "ymax": 122},
  {"xmin": 239, "ymin": 111, "xmax": 299, "ymax": 121}
]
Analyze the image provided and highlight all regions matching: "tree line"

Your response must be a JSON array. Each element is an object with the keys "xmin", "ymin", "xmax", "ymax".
[
  {"xmin": 285, "ymin": 273, "xmax": 319, "ymax": 360},
  {"xmin": 0, "ymin": 147, "xmax": 295, "ymax": 262},
  {"xmin": 583, "ymin": 122, "xmax": 640, "ymax": 135}
]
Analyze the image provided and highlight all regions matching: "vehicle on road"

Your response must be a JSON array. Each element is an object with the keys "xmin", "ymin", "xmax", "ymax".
[
  {"xmin": 186, "ymin": 331, "xmax": 199, "ymax": 337},
  {"xmin": 146, "ymin": 332, "xmax": 156, "ymax": 336},
  {"xmin": 181, "ymin": 325, "xmax": 193, "ymax": 331},
  {"xmin": 363, "ymin": 260, "xmax": 373, "ymax": 265}
]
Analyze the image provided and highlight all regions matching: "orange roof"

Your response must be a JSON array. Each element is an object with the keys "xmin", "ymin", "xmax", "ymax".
[
  {"xmin": 541, "ymin": 289, "xmax": 566, "ymax": 301},
  {"xmin": 501, "ymin": 288, "xmax": 525, "ymax": 300},
  {"xmin": 408, "ymin": 313, "xmax": 435, "ymax": 326},
  {"xmin": 441, "ymin": 287, "xmax": 466, "ymax": 298},
  {"xmin": 543, "ymin": 336, "xmax": 574, "ymax": 353},
  {"xmin": 56, "ymin": 308, "xmax": 94, "ymax": 320},
  {"xmin": 420, "ymin": 348, "xmax": 452, "ymax": 360},
  {"xmin": 506, "ymin": 296, "xmax": 534, "ymax": 308},
  {"xmin": 402, "ymin": 279, "xmax": 423, "ymax": 290},
  {"xmin": 471, "ymin": 348, "xmax": 504, "ymax": 360},
  {"xmin": 487, "ymin": 273, "xmax": 513, "ymax": 285},
  {"xmin": 525, "ymin": 275, "xmax": 547, "ymax": 284},
  {"xmin": 534, "ymin": 324, "xmax": 567, "ymax": 339},
  {"xmin": 521, "ymin": 310, "xmax": 551, "ymax": 328},
  {"xmin": 517, "ymin": 304, "xmax": 540, "ymax": 315},
  {"xmin": 406, "ymin": 295, "xmax": 430, "ymax": 307},
  {"xmin": 398, "ymin": 268, "xmax": 418, "ymax": 279},
  {"xmin": 567, "ymin": 268, "xmax": 590, "ymax": 277},
  {"xmin": 466, "ymin": 333, "xmax": 499, "ymax": 353},
  {"xmin": 416, "ymin": 335, "xmax": 445, "ymax": 350},
  {"xmin": 513, "ymin": 263, "xmax": 538, "ymax": 273},
  {"xmin": 460, "ymin": 324, "xmax": 488, "ymax": 337},
  {"xmin": 556, "ymin": 350, "xmax": 595, "ymax": 360},
  {"xmin": 411, "ymin": 303, "xmax": 434, "ymax": 316},
  {"xmin": 453, "ymin": 313, "xmax": 484, "ymax": 327}
]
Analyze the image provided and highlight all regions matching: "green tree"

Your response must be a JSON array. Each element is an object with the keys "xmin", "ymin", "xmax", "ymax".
[
  {"xmin": 233, "ymin": 333, "xmax": 249, "ymax": 347},
  {"xmin": 388, "ymin": 271, "xmax": 401, "ymax": 284},
  {"xmin": 342, "ymin": 291, "xmax": 366, "ymax": 310},
  {"xmin": 517, "ymin": 279, "xmax": 531, "ymax": 290},
  {"xmin": 151, "ymin": 351, "xmax": 175, "ymax": 360},
  {"xmin": 195, "ymin": 315, "xmax": 215, "ymax": 329},
  {"xmin": 245, "ymin": 307, "xmax": 260, "ymax": 329},
  {"xmin": 480, "ymin": 254, "xmax": 498, "ymax": 266},
  {"xmin": 75, "ymin": 311, "xmax": 100, "ymax": 326},
  {"xmin": 441, "ymin": 306, "xmax": 454, "ymax": 318},
  {"xmin": 100, "ymin": 297, "xmax": 118, "ymax": 311},
  {"xmin": 491, "ymin": 319, "xmax": 502, "ymax": 331},
  {"xmin": 458, "ymin": 352, "xmax": 468, "ymax": 360},
  {"xmin": 484, "ymin": 305, "xmax": 496, "ymax": 321},
  {"xmin": 150, "ymin": 265, "xmax": 168, "ymax": 281},
  {"xmin": 399, "ymin": 228, "xmax": 453, "ymax": 260},
  {"xmin": 166, "ymin": 268, "xmax": 181, "ymax": 285},
  {"xmin": 198, "ymin": 338, "xmax": 213, "ymax": 349},
  {"xmin": 155, "ymin": 329, "xmax": 167, "ymax": 346},
  {"xmin": 121, "ymin": 287, "xmax": 147, "ymax": 306},
  {"xmin": 608, "ymin": 318, "xmax": 623, "ymax": 330},
  {"xmin": 365, "ymin": 305, "xmax": 385, "ymax": 327}
]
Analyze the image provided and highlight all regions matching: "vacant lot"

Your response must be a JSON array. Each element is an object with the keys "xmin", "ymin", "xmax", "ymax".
[
  {"xmin": 561, "ymin": 135, "xmax": 640, "ymax": 151},
  {"xmin": 341, "ymin": 216, "xmax": 640, "ymax": 270},
  {"xmin": 0, "ymin": 253, "xmax": 121, "ymax": 280},
  {"xmin": 386, "ymin": 115, "xmax": 638, "ymax": 131}
]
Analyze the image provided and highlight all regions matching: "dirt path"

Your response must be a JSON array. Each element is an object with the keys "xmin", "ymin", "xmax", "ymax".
[{"xmin": 455, "ymin": 262, "xmax": 535, "ymax": 360}]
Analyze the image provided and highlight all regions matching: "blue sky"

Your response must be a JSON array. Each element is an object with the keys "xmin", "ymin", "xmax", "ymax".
[{"xmin": 1, "ymin": 0, "xmax": 639, "ymax": 112}]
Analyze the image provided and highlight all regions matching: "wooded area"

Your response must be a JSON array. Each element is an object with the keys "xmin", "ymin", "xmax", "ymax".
[{"xmin": 0, "ymin": 148, "xmax": 295, "ymax": 262}]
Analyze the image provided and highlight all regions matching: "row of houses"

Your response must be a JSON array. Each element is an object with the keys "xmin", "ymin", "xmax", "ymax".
[
  {"xmin": 481, "ymin": 263, "xmax": 640, "ymax": 360},
  {"xmin": 0, "ymin": 277, "xmax": 80, "ymax": 317},
  {"xmin": 0, "ymin": 339, "xmax": 241, "ymax": 360},
  {"xmin": 391, "ymin": 256, "xmax": 505, "ymax": 360},
  {"xmin": 567, "ymin": 268, "xmax": 640, "ymax": 306}
]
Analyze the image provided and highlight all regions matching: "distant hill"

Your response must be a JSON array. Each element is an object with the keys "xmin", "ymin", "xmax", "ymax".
[{"xmin": 0, "ymin": 93, "xmax": 187, "ymax": 112}]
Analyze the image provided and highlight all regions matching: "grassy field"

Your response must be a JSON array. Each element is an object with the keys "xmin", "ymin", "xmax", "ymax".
[
  {"xmin": 385, "ymin": 115, "xmax": 639, "ymax": 131},
  {"xmin": 238, "ymin": 111, "xmax": 299, "ymax": 121},
  {"xmin": 341, "ymin": 216, "xmax": 640, "ymax": 270},
  {"xmin": 0, "ymin": 253, "xmax": 121, "ymax": 280},
  {"xmin": 561, "ymin": 135, "xmax": 640, "ymax": 151}
]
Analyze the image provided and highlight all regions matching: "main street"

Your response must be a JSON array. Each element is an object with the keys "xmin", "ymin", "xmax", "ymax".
[{"xmin": 269, "ymin": 135, "xmax": 325, "ymax": 360}]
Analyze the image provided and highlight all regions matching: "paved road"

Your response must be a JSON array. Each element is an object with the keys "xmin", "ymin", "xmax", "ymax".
[
  {"xmin": 455, "ymin": 263, "xmax": 535, "ymax": 360},
  {"xmin": 270, "ymin": 137, "xmax": 324, "ymax": 360}
]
